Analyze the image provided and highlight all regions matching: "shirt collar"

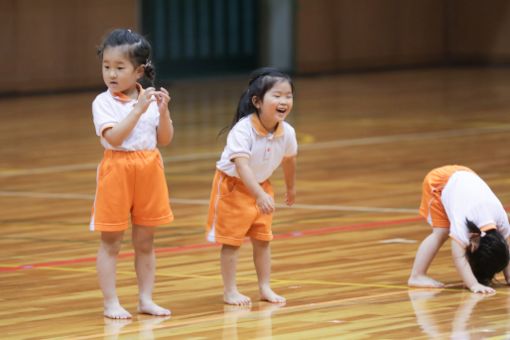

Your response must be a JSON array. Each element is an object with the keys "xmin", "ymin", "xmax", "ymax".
[
  {"xmin": 110, "ymin": 83, "xmax": 144, "ymax": 103},
  {"xmin": 250, "ymin": 114, "xmax": 284, "ymax": 138}
]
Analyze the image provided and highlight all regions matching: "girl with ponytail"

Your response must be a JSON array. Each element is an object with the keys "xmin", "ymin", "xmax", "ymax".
[
  {"xmin": 91, "ymin": 28, "xmax": 174, "ymax": 318},
  {"xmin": 207, "ymin": 67, "xmax": 297, "ymax": 305},
  {"xmin": 409, "ymin": 165, "xmax": 510, "ymax": 293}
]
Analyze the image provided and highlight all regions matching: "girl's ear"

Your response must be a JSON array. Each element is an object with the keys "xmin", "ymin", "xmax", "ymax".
[
  {"xmin": 468, "ymin": 233, "xmax": 481, "ymax": 253},
  {"xmin": 136, "ymin": 65, "xmax": 145, "ymax": 79},
  {"xmin": 251, "ymin": 96, "xmax": 261, "ymax": 109}
]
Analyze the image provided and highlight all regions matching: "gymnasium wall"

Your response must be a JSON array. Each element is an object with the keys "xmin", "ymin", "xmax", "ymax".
[
  {"xmin": 0, "ymin": 0, "xmax": 137, "ymax": 94},
  {"xmin": 2, "ymin": 0, "xmax": 510, "ymax": 94},
  {"xmin": 295, "ymin": 0, "xmax": 510, "ymax": 73}
]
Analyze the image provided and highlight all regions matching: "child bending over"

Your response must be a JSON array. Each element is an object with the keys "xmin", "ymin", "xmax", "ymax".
[{"xmin": 409, "ymin": 165, "xmax": 510, "ymax": 293}]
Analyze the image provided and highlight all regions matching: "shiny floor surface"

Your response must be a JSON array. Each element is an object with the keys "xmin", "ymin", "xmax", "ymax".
[{"xmin": 2, "ymin": 67, "xmax": 510, "ymax": 339}]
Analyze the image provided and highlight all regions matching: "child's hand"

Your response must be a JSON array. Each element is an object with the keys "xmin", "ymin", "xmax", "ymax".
[
  {"xmin": 285, "ymin": 188, "xmax": 295, "ymax": 206},
  {"xmin": 135, "ymin": 87, "xmax": 156, "ymax": 114},
  {"xmin": 155, "ymin": 87, "xmax": 171, "ymax": 115},
  {"xmin": 256, "ymin": 192, "xmax": 275, "ymax": 214},
  {"xmin": 469, "ymin": 283, "xmax": 495, "ymax": 294}
]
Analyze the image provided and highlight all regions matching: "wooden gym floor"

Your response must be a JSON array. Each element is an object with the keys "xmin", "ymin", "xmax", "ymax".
[{"xmin": 1, "ymin": 67, "xmax": 510, "ymax": 339}]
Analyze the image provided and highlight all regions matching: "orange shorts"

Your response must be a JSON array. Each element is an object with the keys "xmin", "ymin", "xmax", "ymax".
[
  {"xmin": 206, "ymin": 170, "xmax": 274, "ymax": 246},
  {"xmin": 90, "ymin": 149, "xmax": 174, "ymax": 232},
  {"xmin": 419, "ymin": 165, "xmax": 473, "ymax": 228}
]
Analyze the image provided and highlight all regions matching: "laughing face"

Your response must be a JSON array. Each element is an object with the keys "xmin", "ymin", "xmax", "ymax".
[{"xmin": 253, "ymin": 80, "xmax": 294, "ymax": 132}]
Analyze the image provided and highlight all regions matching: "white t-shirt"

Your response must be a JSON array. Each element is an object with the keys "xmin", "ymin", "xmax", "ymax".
[
  {"xmin": 441, "ymin": 171, "xmax": 510, "ymax": 247},
  {"xmin": 216, "ymin": 114, "xmax": 298, "ymax": 183},
  {"xmin": 92, "ymin": 88, "xmax": 160, "ymax": 151}
]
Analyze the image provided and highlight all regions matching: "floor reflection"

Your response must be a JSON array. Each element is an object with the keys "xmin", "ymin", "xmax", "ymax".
[
  {"xmin": 222, "ymin": 303, "xmax": 285, "ymax": 339},
  {"xmin": 408, "ymin": 289, "xmax": 509, "ymax": 338},
  {"xmin": 103, "ymin": 315, "xmax": 171, "ymax": 340}
]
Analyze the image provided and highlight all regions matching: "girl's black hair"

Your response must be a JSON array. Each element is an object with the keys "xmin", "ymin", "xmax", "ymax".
[
  {"xmin": 97, "ymin": 28, "xmax": 155, "ymax": 86},
  {"xmin": 220, "ymin": 67, "xmax": 294, "ymax": 135},
  {"xmin": 465, "ymin": 219, "xmax": 509, "ymax": 285}
]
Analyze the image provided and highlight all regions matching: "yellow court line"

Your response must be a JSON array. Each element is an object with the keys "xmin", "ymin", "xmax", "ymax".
[{"xmin": 0, "ymin": 264, "xmax": 22, "ymax": 268}]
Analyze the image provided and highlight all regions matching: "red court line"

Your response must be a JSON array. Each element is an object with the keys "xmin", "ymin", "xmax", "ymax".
[{"xmin": 0, "ymin": 215, "xmax": 422, "ymax": 272}]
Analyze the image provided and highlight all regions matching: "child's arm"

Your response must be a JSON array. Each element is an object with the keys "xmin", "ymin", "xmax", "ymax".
[
  {"xmin": 234, "ymin": 157, "xmax": 274, "ymax": 214},
  {"xmin": 281, "ymin": 156, "xmax": 296, "ymax": 206},
  {"xmin": 451, "ymin": 241, "xmax": 495, "ymax": 294},
  {"xmin": 504, "ymin": 238, "xmax": 510, "ymax": 285},
  {"xmin": 155, "ymin": 87, "xmax": 174, "ymax": 146},
  {"xmin": 103, "ymin": 88, "xmax": 156, "ymax": 147}
]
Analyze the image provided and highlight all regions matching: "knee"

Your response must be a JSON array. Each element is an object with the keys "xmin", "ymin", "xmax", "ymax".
[
  {"xmin": 100, "ymin": 237, "xmax": 123, "ymax": 256},
  {"xmin": 133, "ymin": 238, "xmax": 154, "ymax": 254}
]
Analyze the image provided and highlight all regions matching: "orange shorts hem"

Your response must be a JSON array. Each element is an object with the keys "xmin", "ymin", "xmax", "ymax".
[
  {"xmin": 214, "ymin": 235, "xmax": 245, "ymax": 246},
  {"xmin": 246, "ymin": 231, "xmax": 273, "ymax": 241},
  {"xmin": 133, "ymin": 214, "xmax": 174, "ymax": 227},
  {"xmin": 92, "ymin": 222, "xmax": 130, "ymax": 232}
]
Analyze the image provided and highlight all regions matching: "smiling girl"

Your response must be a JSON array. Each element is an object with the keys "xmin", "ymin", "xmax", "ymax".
[{"xmin": 205, "ymin": 67, "xmax": 298, "ymax": 305}]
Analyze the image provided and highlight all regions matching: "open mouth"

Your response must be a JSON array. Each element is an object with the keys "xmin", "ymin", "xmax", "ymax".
[{"xmin": 276, "ymin": 108, "xmax": 287, "ymax": 114}]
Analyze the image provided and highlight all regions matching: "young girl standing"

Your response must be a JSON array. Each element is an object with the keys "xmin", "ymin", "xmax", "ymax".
[
  {"xmin": 206, "ymin": 67, "xmax": 298, "ymax": 305},
  {"xmin": 409, "ymin": 165, "xmax": 510, "ymax": 293},
  {"xmin": 90, "ymin": 29, "xmax": 174, "ymax": 319}
]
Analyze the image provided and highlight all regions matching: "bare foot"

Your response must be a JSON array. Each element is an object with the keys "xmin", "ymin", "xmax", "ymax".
[
  {"xmin": 260, "ymin": 286, "xmax": 286, "ymax": 304},
  {"xmin": 408, "ymin": 275, "xmax": 444, "ymax": 288},
  {"xmin": 138, "ymin": 300, "xmax": 171, "ymax": 316},
  {"xmin": 104, "ymin": 302, "xmax": 132, "ymax": 319},
  {"xmin": 224, "ymin": 291, "xmax": 252, "ymax": 306}
]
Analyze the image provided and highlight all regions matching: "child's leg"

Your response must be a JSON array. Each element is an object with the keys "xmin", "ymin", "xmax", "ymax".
[
  {"xmin": 251, "ymin": 239, "xmax": 285, "ymax": 303},
  {"xmin": 221, "ymin": 244, "xmax": 251, "ymax": 305},
  {"xmin": 408, "ymin": 227, "xmax": 450, "ymax": 288},
  {"xmin": 132, "ymin": 225, "xmax": 171, "ymax": 316},
  {"xmin": 96, "ymin": 231, "xmax": 132, "ymax": 319}
]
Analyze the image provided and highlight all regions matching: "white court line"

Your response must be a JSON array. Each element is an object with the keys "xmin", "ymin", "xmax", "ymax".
[
  {"xmin": 0, "ymin": 190, "xmax": 417, "ymax": 214},
  {"xmin": 1, "ymin": 126, "xmax": 509, "ymax": 178},
  {"xmin": 297, "ymin": 126, "xmax": 510, "ymax": 150}
]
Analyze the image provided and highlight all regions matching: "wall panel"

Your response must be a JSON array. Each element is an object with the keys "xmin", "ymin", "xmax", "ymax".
[
  {"xmin": 448, "ymin": 0, "xmax": 510, "ymax": 63},
  {"xmin": 1, "ymin": 0, "xmax": 137, "ymax": 94}
]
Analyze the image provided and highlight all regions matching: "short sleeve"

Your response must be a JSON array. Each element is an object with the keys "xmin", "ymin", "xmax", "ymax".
[
  {"xmin": 225, "ymin": 124, "xmax": 252, "ymax": 161},
  {"xmin": 497, "ymin": 212, "xmax": 510, "ymax": 239},
  {"xmin": 92, "ymin": 96, "xmax": 118, "ymax": 137},
  {"xmin": 284, "ymin": 125, "xmax": 298, "ymax": 157}
]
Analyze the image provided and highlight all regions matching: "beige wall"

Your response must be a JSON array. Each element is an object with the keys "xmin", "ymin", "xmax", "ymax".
[
  {"xmin": 295, "ymin": 0, "xmax": 510, "ymax": 73},
  {"xmin": 0, "ymin": 0, "xmax": 137, "ymax": 94},
  {"xmin": 3, "ymin": 1, "xmax": 510, "ymax": 93}
]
